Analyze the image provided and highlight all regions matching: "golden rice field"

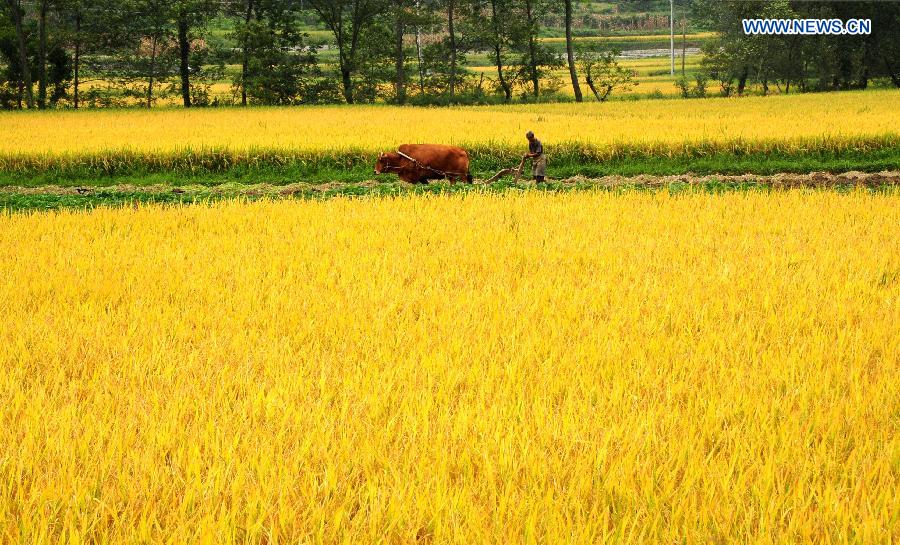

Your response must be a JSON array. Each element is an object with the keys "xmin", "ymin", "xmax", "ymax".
[
  {"xmin": 467, "ymin": 55, "xmax": 704, "ymax": 97},
  {"xmin": 1, "ymin": 89, "xmax": 898, "ymax": 157},
  {"xmin": 1, "ymin": 190, "xmax": 899, "ymax": 543}
]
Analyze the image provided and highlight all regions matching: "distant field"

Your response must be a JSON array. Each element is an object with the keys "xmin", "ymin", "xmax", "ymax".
[
  {"xmin": 77, "ymin": 52, "xmax": 709, "ymax": 107},
  {"xmin": 538, "ymin": 31, "xmax": 716, "ymax": 43},
  {"xmin": 467, "ymin": 54, "xmax": 704, "ymax": 97},
  {"xmin": 75, "ymin": 3, "xmax": 710, "ymax": 107},
  {"xmin": 1, "ymin": 89, "xmax": 896, "ymax": 187},
  {"xmin": 78, "ymin": 60, "xmax": 702, "ymax": 106},
  {"xmin": 3, "ymin": 90, "xmax": 895, "ymax": 156}
]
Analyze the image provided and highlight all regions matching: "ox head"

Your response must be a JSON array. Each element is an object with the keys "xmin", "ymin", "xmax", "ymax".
[{"xmin": 374, "ymin": 152, "xmax": 399, "ymax": 175}]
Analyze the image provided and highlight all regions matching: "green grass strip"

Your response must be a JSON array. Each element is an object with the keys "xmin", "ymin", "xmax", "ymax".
[
  {"xmin": 0, "ymin": 136, "xmax": 897, "ymax": 188},
  {"xmin": 4, "ymin": 180, "xmax": 898, "ymax": 213}
]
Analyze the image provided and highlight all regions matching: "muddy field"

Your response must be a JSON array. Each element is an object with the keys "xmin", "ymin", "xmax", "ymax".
[{"xmin": 2, "ymin": 170, "xmax": 898, "ymax": 199}]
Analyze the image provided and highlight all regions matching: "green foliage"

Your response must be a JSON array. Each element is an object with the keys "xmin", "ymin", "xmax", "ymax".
[
  {"xmin": 234, "ymin": 6, "xmax": 330, "ymax": 105},
  {"xmin": 675, "ymin": 72, "xmax": 707, "ymax": 98},
  {"xmin": 695, "ymin": 0, "xmax": 900, "ymax": 94},
  {"xmin": 1, "ymin": 0, "xmax": 898, "ymax": 109},
  {"xmin": 575, "ymin": 42, "xmax": 635, "ymax": 101},
  {"xmin": 352, "ymin": 16, "xmax": 395, "ymax": 103}
]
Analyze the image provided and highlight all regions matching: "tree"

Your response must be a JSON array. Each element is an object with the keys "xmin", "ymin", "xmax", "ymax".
[
  {"xmin": 45, "ymin": 0, "xmax": 126, "ymax": 108},
  {"xmin": 353, "ymin": 14, "xmax": 396, "ymax": 103},
  {"xmin": 519, "ymin": 0, "xmax": 539, "ymax": 96},
  {"xmin": 576, "ymin": 43, "xmax": 634, "ymax": 101},
  {"xmin": 172, "ymin": 0, "xmax": 218, "ymax": 108},
  {"xmin": 564, "ymin": 0, "xmax": 581, "ymax": 101},
  {"xmin": 307, "ymin": 0, "xmax": 389, "ymax": 103},
  {"xmin": 238, "ymin": 1, "xmax": 327, "ymax": 105},
  {"xmin": 391, "ymin": 0, "xmax": 412, "ymax": 104},
  {"xmin": 63, "ymin": 0, "xmax": 82, "ymax": 107},
  {"xmin": 106, "ymin": 0, "xmax": 180, "ymax": 108},
  {"xmin": 692, "ymin": 0, "xmax": 900, "ymax": 94},
  {"xmin": 468, "ymin": 0, "xmax": 512, "ymax": 101},
  {"xmin": 2, "ymin": 0, "xmax": 33, "ymax": 107},
  {"xmin": 1, "ymin": 0, "xmax": 74, "ymax": 109},
  {"xmin": 445, "ymin": 0, "xmax": 456, "ymax": 99},
  {"xmin": 509, "ymin": 0, "xmax": 559, "ymax": 99},
  {"xmin": 139, "ymin": 1, "xmax": 175, "ymax": 108},
  {"xmin": 36, "ymin": 0, "xmax": 47, "ymax": 108},
  {"xmin": 410, "ymin": 0, "xmax": 435, "ymax": 95},
  {"xmin": 232, "ymin": 0, "xmax": 254, "ymax": 106}
]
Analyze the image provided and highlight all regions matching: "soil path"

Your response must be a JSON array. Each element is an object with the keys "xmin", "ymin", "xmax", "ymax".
[{"xmin": 2, "ymin": 171, "xmax": 898, "ymax": 196}]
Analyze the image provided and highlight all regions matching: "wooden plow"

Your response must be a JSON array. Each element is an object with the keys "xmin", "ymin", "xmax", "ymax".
[{"xmin": 480, "ymin": 156, "xmax": 527, "ymax": 184}]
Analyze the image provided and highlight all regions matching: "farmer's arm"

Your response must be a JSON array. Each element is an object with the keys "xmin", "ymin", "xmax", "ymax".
[{"xmin": 524, "ymin": 139, "xmax": 544, "ymax": 158}]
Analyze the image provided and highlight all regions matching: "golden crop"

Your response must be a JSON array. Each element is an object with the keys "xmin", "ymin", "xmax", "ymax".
[
  {"xmin": 1, "ymin": 190, "xmax": 898, "ymax": 544},
  {"xmin": 468, "ymin": 56, "xmax": 705, "ymax": 97},
  {"xmin": 1, "ymin": 89, "xmax": 897, "ymax": 156}
]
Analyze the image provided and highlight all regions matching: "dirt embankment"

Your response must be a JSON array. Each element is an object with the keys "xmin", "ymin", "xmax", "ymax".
[
  {"xmin": 2, "ymin": 171, "xmax": 898, "ymax": 196},
  {"xmin": 556, "ymin": 170, "xmax": 900, "ymax": 188}
]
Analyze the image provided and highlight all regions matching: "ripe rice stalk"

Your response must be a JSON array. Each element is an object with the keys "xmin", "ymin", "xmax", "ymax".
[{"xmin": 0, "ymin": 190, "xmax": 898, "ymax": 543}]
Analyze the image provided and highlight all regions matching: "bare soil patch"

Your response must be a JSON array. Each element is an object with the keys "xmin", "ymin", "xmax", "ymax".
[{"xmin": 2, "ymin": 171, "xmax": 897, "ymax": 196}]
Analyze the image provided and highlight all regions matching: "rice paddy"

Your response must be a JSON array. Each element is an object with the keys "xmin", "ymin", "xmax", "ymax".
[{"xmin": 1, "ymin": 190, "xmax": 898, "ymax": 543}]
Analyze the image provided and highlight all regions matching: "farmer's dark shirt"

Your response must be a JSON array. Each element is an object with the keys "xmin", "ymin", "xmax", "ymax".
[{"xmin": 529, "ymin": 139, "xmax": 543, "ymax": 156}]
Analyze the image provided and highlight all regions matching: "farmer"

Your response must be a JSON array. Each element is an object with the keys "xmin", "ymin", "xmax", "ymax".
[{"xmin": 524, "ymin": 131, "xmax": 547, "ymax": 183}]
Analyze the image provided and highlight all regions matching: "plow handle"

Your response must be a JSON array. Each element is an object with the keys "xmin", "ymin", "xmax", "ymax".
[{"xmin": 513, "ymin": 156, "xmax": 527, "ymax": 184}]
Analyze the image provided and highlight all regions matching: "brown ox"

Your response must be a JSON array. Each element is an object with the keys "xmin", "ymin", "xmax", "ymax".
[{"xmin": 375, "ymin": 144, "xmax": 473, "ymax": 184}]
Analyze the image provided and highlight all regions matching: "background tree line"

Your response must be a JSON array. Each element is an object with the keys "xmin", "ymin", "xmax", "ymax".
[
  {"xmin": 694, "ymin": 0, "xmax": 900, "ymax": 96},
  {"xmin": 0, "ymin": 0, "xmax": 898, "ymax": 109}
]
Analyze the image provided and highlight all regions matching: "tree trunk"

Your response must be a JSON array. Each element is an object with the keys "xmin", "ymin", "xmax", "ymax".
[
  {"xmin": 74, "ymin": 11, "xmax": 80, "ymax": 109},
  {"xmin": 681, "ymin": 18, "xmax": 686, "ymax": 76},
  {"xmin": 564, "ymin": 0, "xmax": 581, "ymax": 102},
  {"xmin": 525, "ymin": 0, "xmax": 538, "ymax": 97},
  {"xmin": 147, "ymin": 38, "xmax": 157, "ymax": 109},
  {"xmin": 341, "ymin": 67, "xmax": 354, "ymax": 104},
  {"xmin": 737, "ymin": 67, "xmax": 748, "ymax": 95},
  {"xmin": 490, "ymin": 1, "xmax": 510, "ymax": 101},
  {"xmin": 38, "ymin": 0, "xmax": 48, "ymax": 109},
  {"xmin": 395, "ymin": 4, "xmax": 405, "ymax": 104},
  {"xmin": 415, "ymin": 0, "xmax": 424, "ymax": 94},
  {"xmin": 309, "ymin": 0, "xmax": 369, "ymax": 105},
  {"xmin": 241, "ymin": 0, "xmax": 254, "ymax": 106},
  {"xmin": 178, "ymin": 16, "xmax": 191, "ymax": 107},
  {"xmin": 448, "ymin": 0, "xmax": 456, "ymax": 100},
  {"xmin": 601, "ymin": 84, "xmax": 612, "ymax": 101},
  {"xmin": 884, "ymin": 54, "xmax": 900, "ymax": 88},
  {"xmin": 585, "ymin": 74, "xmax": 601, "ymax": 101},
  {"xmin": 5, "ymin": 0, "xmax": 33, "ymax": 108},
  {"xmin": 494, "ymin": 45, "xmax": 510, "ymax": 101},
  {"xmin": 669, "ymin": 0, "xmax": 674, "ymax": 75},
  {"xmin": 851, "ymin": 39, "xmax": 868, "ymax": 89},
  {"xmin": 784, "ymin": 39, "xmax": 793, "ymax": 95}
]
